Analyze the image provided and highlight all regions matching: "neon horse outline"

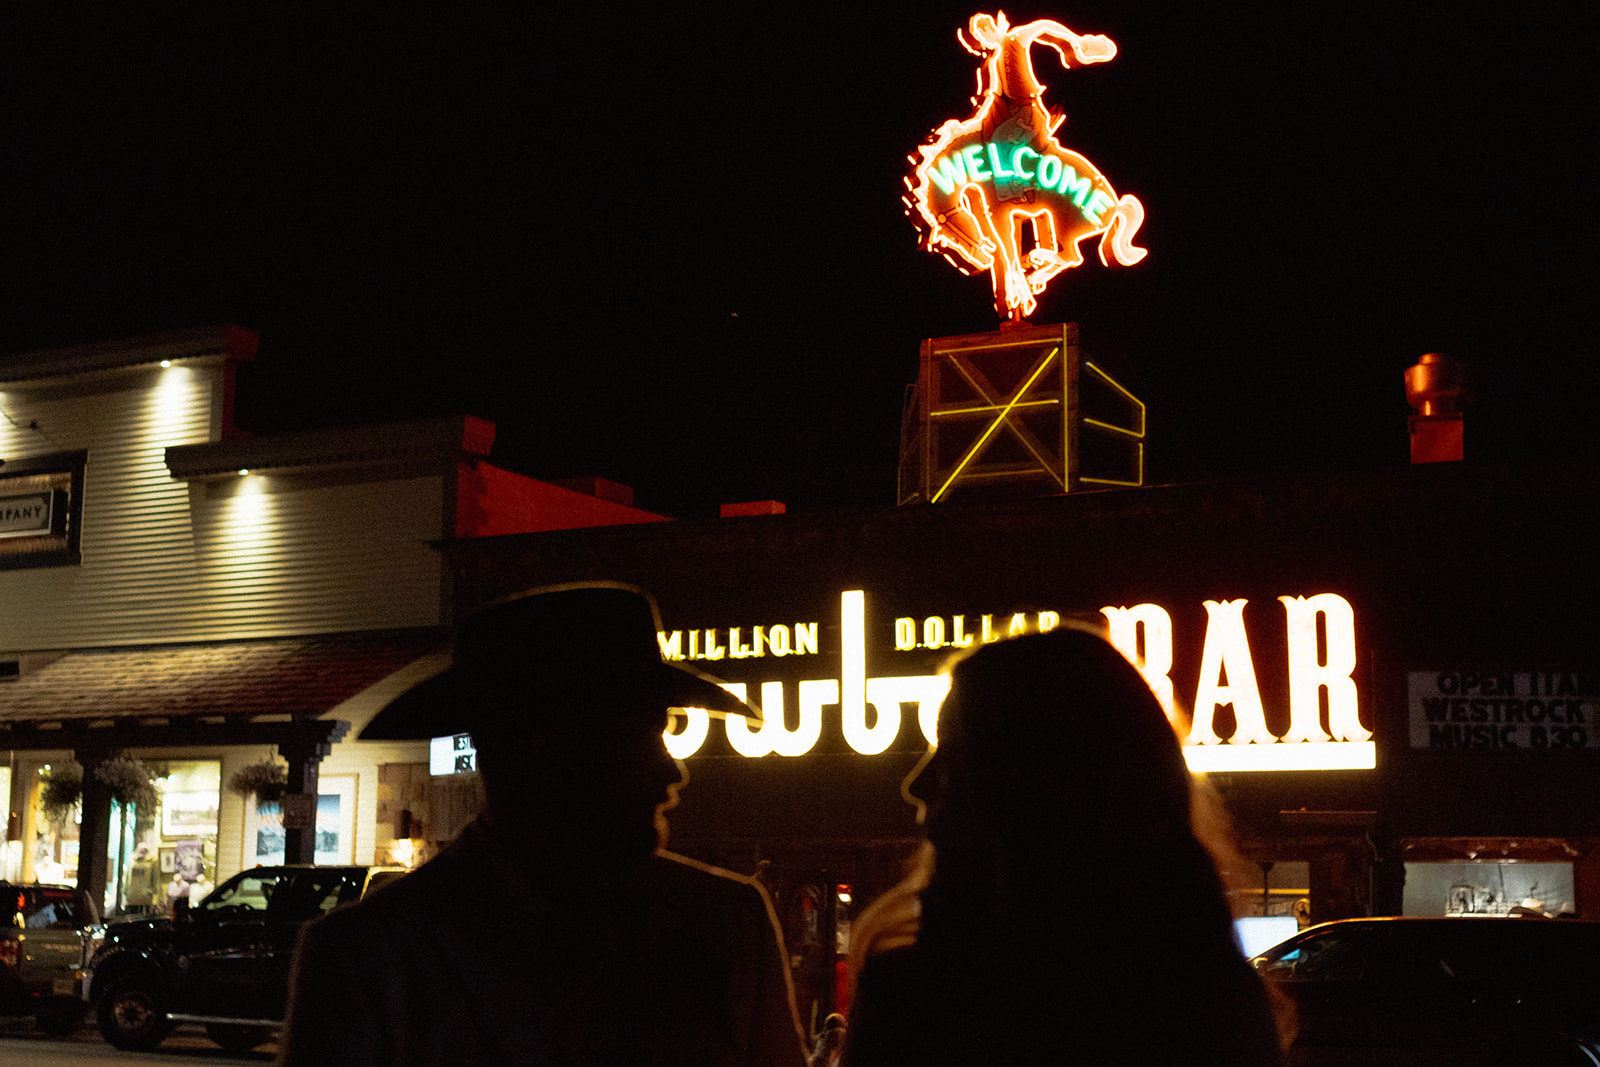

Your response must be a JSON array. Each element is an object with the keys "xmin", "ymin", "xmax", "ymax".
[{"xmin": 904, "ymin": 12, "xmax": 1147, "ymax": 323}]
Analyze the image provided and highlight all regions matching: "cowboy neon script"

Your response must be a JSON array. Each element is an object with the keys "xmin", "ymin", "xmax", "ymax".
[
  {"xmin": 662, "ymin": 590, "xmax": 1374, "ymax": 772},
  {"xmin": 905, "ymin": 12, "xmax": 1146, "ymax": 322}
]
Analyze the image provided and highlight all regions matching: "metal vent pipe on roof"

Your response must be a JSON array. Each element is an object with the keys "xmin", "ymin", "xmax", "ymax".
[{"xmin": 1405, "ymin": 353, "xmax": 1470, "ymax": 464}]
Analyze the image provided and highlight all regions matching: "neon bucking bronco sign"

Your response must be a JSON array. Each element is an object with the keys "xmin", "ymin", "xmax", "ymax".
[{"xmin": 905, "ymin": 12, "xmax": 1146, "ymax": 323}]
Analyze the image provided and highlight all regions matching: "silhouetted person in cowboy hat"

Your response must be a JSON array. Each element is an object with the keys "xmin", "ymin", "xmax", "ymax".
[{"xmin": 279, "ymin": 583, "xmax": 808, "ymax": 1067}]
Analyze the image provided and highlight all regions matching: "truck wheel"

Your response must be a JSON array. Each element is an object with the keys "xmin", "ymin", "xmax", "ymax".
[
  {"xmin": 95, "ymin": 977, "xmax": 172, "ymax": 1051},
  {"xmin": 206, "ymin": 1022, "xmax": 273, "ymax": 1055}
]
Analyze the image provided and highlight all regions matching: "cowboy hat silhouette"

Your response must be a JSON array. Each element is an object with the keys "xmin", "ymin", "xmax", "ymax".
[{"xmin": 362, "ymin": 582, "xmax": 758, "ymax": 740}]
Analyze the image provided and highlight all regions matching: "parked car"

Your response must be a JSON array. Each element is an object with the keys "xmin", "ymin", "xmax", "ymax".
[
  {"xmin": 1, "ymin": 881, "xmax": 103, "ymax": 1037},
  {"xmin": 1252, "ymin": 916, "xmax": 1600, "ymax": 1065},
  {"xmin": 87, "ymin": 864, "xmax": 405, "ymax": 1054}
]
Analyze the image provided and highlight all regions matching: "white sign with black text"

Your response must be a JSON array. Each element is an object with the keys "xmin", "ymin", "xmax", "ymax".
[{"xmin": 1409, "ymin": 670, "xmax": 1597, "ymax": 750}]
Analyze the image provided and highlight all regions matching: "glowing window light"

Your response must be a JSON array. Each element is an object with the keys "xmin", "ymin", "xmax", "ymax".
[
  {"xmin": 1189, "ymin": 599, "xmax": 1274, "ymax": 745},
  {"xmin": 905, "ymin": 12, "xmax": 1146, "ymax": 323}
]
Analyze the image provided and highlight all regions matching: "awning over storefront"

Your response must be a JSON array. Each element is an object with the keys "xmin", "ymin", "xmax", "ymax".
[
  {"xmin": 0, "ymin": 628, "xmax": 446, "ymax": 878},
  {"xmin": 0, "ymin": 629, "xmax": 445, "ymax": 748}
]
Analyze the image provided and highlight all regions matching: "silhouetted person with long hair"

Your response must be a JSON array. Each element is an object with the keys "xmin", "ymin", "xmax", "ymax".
[
  {"xmin": 842, "ymin": 625, "xmax": 1285, "ymax": 1065},
  {"xmin": 279, "ymin": 583, "xmax": 807, "ymax": 1066}
]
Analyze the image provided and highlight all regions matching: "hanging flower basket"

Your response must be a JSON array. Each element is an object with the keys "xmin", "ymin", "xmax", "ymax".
[
  {"xmin": 39, "ymin": 763, "xmax": 84, "ymax": 826},
  {"xmin": 95, "ymin": 755, "xmax": 161, "ymax": 810},
  {"xmin": 228, "ymin": 759, "xmax": 288, "ymax": 812}
]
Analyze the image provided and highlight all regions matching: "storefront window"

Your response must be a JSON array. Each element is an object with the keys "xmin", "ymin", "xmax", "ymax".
[
  {"xmin": 0, "ymin": 764, "xmax": 14, "ymax": 881},
  {"xmin": 30, "ymin": 761, "xmax": 81, "ymax": 886},
  {"xmin": 1403, "ymin": 861, "xmax": 1576, "ymax": 917},
  {"xmin": 107, "ymin": 798, "xmax": 138, "ymax": 910},
  {"xmin": 120, "ymin": 760, "xmax": 221, "ymax": 918},
  {"xmin": 1240, "ymin": 860, "xmax": 1310, "ymax": 921},
  {"xmin": 245, "ymin": 774, "xmax": 357, "ymax": 866},
  {"xmin": 13, "ymin": 757, "xmax": 221, "ymax": 913}
]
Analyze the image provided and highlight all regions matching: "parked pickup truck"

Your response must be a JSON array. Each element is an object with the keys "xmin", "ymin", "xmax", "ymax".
[
  {"xmin": 87, "ymin": 864, "xmax": 405, "ymax": 1054},
  {"xmin": 1, "ymin": 881, "xmax": 102, "ymax": 1036}
]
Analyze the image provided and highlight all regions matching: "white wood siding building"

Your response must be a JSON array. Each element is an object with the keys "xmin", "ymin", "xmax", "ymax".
[
  {"xmin": 0, "ymin": 329, "xmax": 455, "ymax": 647},
  {"xmin": 0, "ymin": 326, "xmax": 666, "ymax": 901}
]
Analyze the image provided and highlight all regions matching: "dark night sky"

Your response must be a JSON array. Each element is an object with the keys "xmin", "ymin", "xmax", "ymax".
[{"xmin": 4, "ymin": 4, "xmax": 1594, "ymax": 516}]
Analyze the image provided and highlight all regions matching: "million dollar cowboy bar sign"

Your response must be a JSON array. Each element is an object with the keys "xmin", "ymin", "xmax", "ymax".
[
  {"xmin": 905, "ymin": 12, "xmax": 1147, "ymax": 323},
  {"xmin": 653, "ymin": 589, "xmax": 1374, "ymax": 773}
]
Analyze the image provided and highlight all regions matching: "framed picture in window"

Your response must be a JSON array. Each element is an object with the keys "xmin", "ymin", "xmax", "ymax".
[
  {"xmin": 162, "ymin": 790, "xmax": 220, "ymax": 837},
  {"xmin": 244, "ymin": 773, "xmax": 357, "ymax": 865}
]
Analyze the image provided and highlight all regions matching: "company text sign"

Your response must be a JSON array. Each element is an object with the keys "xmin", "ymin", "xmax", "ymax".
[
  {"xmin": 0, "ymin": 492, "xmax": 53, "ymax": 538},
  {"xmin": 656, "ymin": 589, "xmax": 1373, "ymax": 772},
  {"xmin": 429, "ymin": 733, "xmax": 477, "ymax": 776},
  {"xmin": 1409, "ymin": 671, "xmax": 1597, "ymax": 750}
]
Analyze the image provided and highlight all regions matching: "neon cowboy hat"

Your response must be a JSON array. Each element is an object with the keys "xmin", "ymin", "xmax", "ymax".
[{"xmin": 361, "ymin": 581, "xmax": 759, "ymax": 740}]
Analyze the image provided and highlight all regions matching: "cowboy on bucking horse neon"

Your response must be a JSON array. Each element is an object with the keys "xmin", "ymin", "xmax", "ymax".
[{"xmin": 905, "ymin": 11, "xmax": 1146, "ymax": 323}]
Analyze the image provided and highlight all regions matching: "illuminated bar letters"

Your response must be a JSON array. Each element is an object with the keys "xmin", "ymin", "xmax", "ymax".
[
  {"xmin": 1189, "ymin": 600, "xmax": 1272, "ymax": 746},
  {"xmin": 663, "ymin": 589, "xmax": 1373, "ymax": 772},
  {"xmin": 1281, "ymin": 594, "xmax": 1363, "ymax": 743},
  {"xmin": 1099, "ymin": 603, "xmax": 1176, "ymax": 718}
]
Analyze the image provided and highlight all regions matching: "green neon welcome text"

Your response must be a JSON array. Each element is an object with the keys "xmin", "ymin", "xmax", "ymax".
[{"xmin": 927, "ymin": 141, "xmax": 1115, "ymax": 226}]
